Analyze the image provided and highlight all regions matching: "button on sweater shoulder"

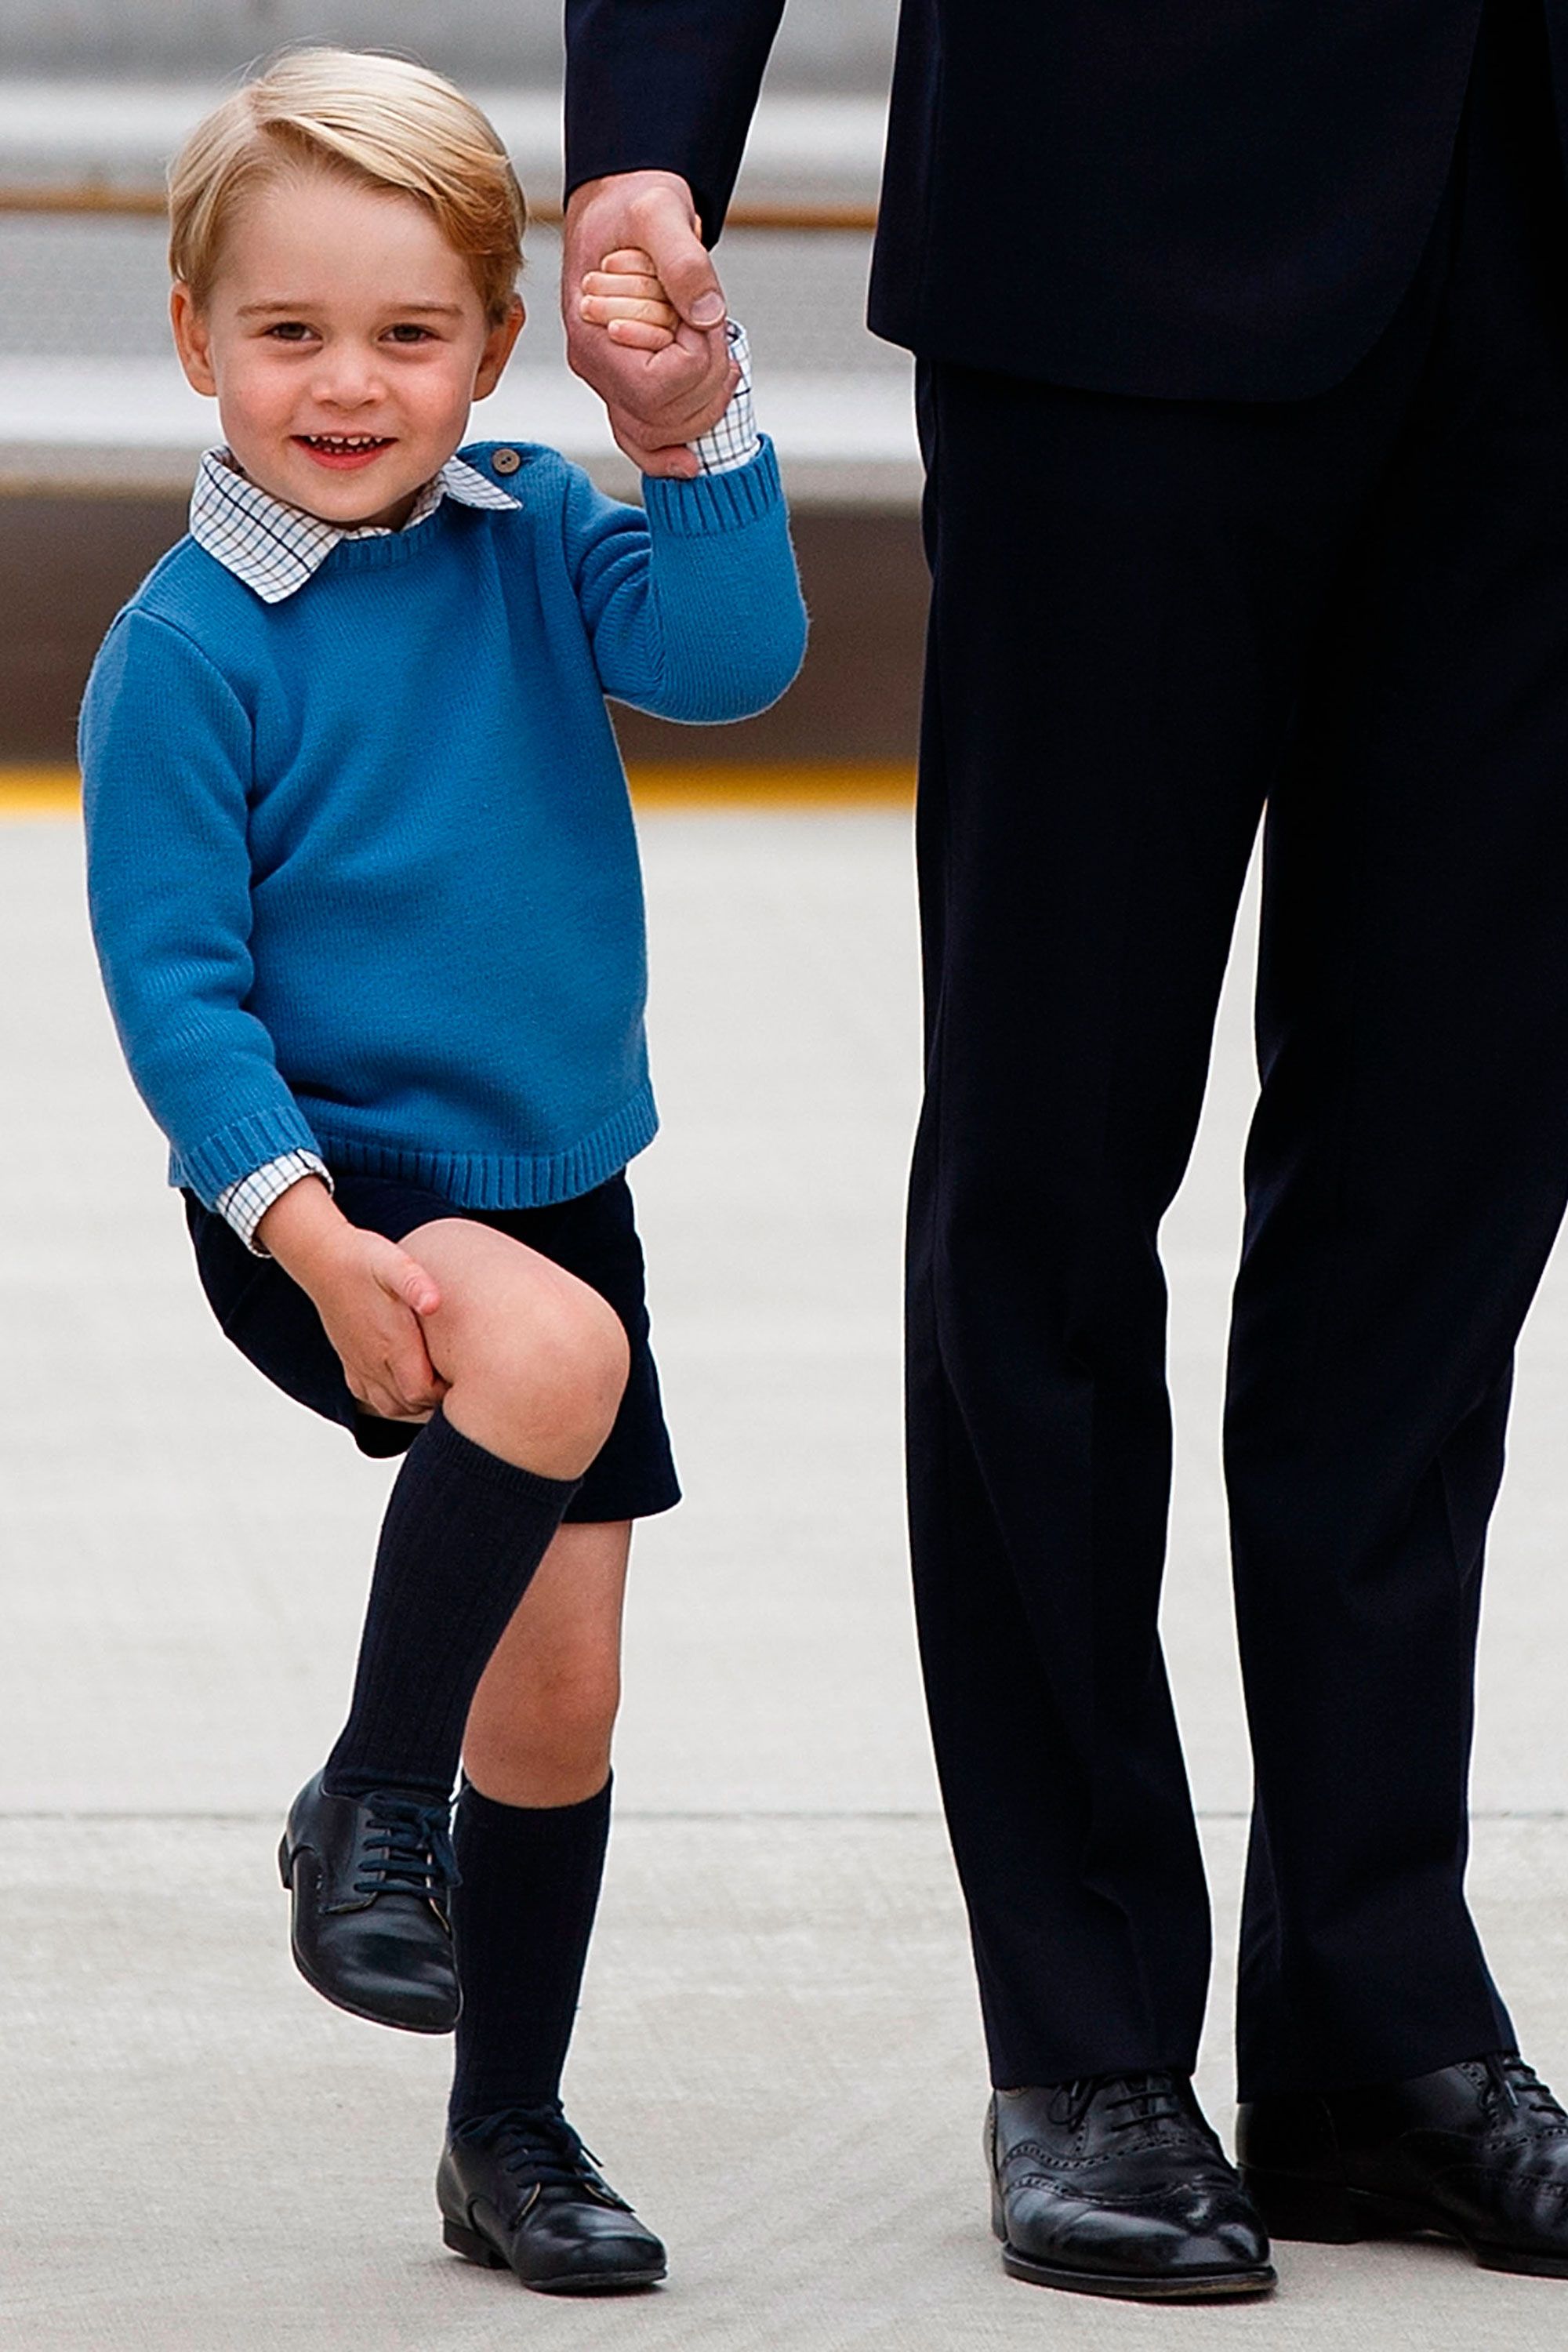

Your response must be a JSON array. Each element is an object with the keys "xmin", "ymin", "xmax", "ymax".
[{"xmin": 82, "ymin": 437, "xmax": 806, "ymax": 1210}]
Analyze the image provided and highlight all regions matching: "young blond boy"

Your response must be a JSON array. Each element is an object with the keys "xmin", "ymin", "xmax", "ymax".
[{"xmin": 82, "ymin": 47, "xmax": 804, "ymax": 2292}]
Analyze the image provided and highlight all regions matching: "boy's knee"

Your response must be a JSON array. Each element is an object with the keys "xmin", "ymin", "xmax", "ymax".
[
  {"xmin": 466, "ymin": 1274, "xmax": 628, "ymax": 1475},
  {"xmin": 524, "ymin": 1279, "xmax": 627, "ymax": 1439}
]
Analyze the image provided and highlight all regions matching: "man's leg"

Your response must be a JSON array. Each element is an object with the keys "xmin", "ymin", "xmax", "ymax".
[
  {"xmin": 908, "ymin": 319, "xmax": 1439, "ymax": 2088},
  {"xmin": 1228, "ymin": 0, "xmax": 1568, "ymax": 2103}
]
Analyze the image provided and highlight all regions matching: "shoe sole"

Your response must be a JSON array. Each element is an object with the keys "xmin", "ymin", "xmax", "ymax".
[
  {"xmin": 989, "ymin": 2176, "xmax": 1276, "ymax": 2302},
  {"xmin": 278, "ymin": 1834, "xmax": 458, "ymax": 2036},
  {"xmin": 1244, "ymin": 2166, "xmax": 1568, "ymax": 2278},
  {"xmin": 997, "ymin": 2239, "xmax": 1276, "ymax": 2301},
  {"xmin": 442, "ymin": 2216, "xmax": 667, "ymax": 2293}
]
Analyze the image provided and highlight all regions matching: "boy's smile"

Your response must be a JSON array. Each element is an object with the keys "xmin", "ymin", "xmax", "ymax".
[
  {"xmin": 296, "ymin": 432, "xmax": 397, "ymax": 470},
  {"xmin": 171, "ymin": 167, "xmax": 524, "ymax": 530}
]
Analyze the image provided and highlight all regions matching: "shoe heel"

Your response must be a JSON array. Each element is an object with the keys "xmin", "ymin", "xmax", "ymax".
[
  {"xmin": 989, "ymin": 2181, "xmax": 1007, "ymax": 2245},
  {"xmin": 277, "ymin": 1835, "xmax": 292, "ymax": 1890},
  {"xmin": 443, "ymin": 2216, "xmax": 507, "ymax": 2269},
  {"xmin": 1243, "ymin": 2167, "xmax": 1363, "ymax": 2245}
]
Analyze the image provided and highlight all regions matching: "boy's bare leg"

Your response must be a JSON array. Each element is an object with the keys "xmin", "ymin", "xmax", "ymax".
[{"xmin": 463, "ymin": 1521, "xmax": 630, "ymax": 1806}]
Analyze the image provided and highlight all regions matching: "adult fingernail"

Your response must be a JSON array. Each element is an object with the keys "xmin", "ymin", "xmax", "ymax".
[{"xmin": 691, "ymin": 292, "xmax": 725, "ymax": 327}]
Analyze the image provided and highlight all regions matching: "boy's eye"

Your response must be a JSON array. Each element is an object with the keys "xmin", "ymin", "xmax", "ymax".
[
  {"xmin": 384, "ymin": 323, "xmax": 436, "ymax": 343},
  {"xmin": 264, "ymin": 321, "xmax": 315, "ymax": 343}
]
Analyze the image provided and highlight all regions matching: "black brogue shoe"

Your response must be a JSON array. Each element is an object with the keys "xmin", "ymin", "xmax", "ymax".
[
  {"xmin": 987, "ymin": 2072, "xmax": 1276, "ymax": 2300},
  {"xmin": 1239, "ymin": 2053, "xmax": 1568, "ymax": 2276},
  {"xmin": 438, "ymin": 2106, "xmax": 667, "ymax": 2293},
  {"xmin": 278, "ymin": 1771, "xmax": 459, "ymax": 2033}
]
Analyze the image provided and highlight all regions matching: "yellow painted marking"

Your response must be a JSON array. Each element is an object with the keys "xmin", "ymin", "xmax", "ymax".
[
  {"xmin": 0, "ymin": 764, "xmax": 915, "ymax": 819},
  {"xmin": 629, "ymin": 763, "xmax": 913, "ymax": 806},
  {"xmin": 0, "ymin": 768, "xmax": 80, "ymax": 816}
]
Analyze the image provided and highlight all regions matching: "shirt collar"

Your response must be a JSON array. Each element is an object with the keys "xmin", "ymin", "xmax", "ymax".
[{"xmin": 188, "ymin": 445, "xmax": 521, "ymax": 604}]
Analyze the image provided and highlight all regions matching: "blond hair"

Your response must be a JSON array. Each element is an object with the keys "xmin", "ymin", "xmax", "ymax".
[{"xmin": 168, "ymin": 48, "xmax": 526, "ymax": 322}]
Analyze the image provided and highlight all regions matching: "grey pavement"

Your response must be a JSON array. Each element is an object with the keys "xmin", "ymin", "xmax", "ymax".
[{"xmin": 4, "ymin": 809, "xmax": 1568, "ymax": 2346}]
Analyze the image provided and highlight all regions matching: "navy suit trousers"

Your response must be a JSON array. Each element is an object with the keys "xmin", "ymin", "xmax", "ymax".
[{"xmin": 909, "ymin": 0, "xmax": 1568, "ymax": 2097}]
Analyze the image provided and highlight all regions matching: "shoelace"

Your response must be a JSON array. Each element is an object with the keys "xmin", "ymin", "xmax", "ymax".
[
  {"xmin": 351, "ymin": 1793, "xmax": 459, "ymax": 1901},
  {"xmin": 458, "ymin": 2103, "xmax": 626, "ymax": 2200},
  {"xmin": 1047, "ymin": 2071, "xmax": 1189, "ymax": 2135},
  {"xmin": 1482, "ymin": 2053, "xmax": 1568, "ymax": 2125}
]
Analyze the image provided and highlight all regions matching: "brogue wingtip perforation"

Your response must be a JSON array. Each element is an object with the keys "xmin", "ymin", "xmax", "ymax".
[
  {"xmin": 1240, "ymin": 2053, "xmax": 1568, "ymax": 2277},
  {"xmin": 989, "ymin": 2074, "xmax": 1276, "ymax": 2301}
]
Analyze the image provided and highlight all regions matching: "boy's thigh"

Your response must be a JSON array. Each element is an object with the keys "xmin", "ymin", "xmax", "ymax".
[{"xmin": 397, "ymin": 1213, "xmax": 626, "ymax": 1374}]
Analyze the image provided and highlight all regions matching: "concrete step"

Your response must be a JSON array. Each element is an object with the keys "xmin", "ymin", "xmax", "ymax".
[
  {"xmin": 0, "ymin": 0, "xmax": 897, "ymax": 93},
  {"xmin": 0, "ymin": 354, "xmax": 919, "ymax": 503},
  {"xmin": 0, "ymin": 78, "xmax": 887, "ymax": 205}
]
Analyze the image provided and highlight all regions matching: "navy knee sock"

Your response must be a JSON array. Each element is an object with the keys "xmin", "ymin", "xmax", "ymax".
[
  {"xmin": 322, "ymin": 1407, "xmax": 579, "ymax": 1802},
  {"xmin": 447, "ymin": 1777, "xmax": 613, "ymax": 2126}
]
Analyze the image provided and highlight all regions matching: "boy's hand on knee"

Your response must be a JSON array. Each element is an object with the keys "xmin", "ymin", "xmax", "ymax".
[
  {"xmin": 314, "ymin": 1232, "xmax": 450, "ymax": 1423},
  {"xmin": 577, "ymin": 248, "xmax": 682, "ymax": 354},
  {"xmin": 256, "ymin": 1178, "xmax": 448, "ymax": 1421}
]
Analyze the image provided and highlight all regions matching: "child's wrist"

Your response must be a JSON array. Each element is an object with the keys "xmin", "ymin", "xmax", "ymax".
[{"xmin": 255, "ymin": 1174, "xmax": 358, "ymax": 1289}]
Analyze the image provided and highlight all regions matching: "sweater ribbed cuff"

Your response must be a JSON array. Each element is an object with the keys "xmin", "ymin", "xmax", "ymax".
[
  {"xmin": 641, "ymin": 436, "xmax": 782, "ymax": 537},
  {"xmin": 172, "ymin": 1104, "xmax": 325, "ymax": 1208}
]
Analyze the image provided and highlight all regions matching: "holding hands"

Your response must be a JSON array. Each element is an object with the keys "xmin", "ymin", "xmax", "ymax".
[{"xmin": 563, "ymin": 172, "xmax": 735, "ymax": 476}]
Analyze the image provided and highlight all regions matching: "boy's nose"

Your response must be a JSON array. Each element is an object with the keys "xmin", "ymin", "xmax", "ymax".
[{"xmin": 311, "ymin": 355, "xmax": 385, "ymax": 408}]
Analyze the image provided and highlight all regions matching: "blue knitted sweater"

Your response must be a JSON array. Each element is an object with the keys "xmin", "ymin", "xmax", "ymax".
[{"xmin": 82, "ymin": 437, "xmax": 805, "ymax": 1210}]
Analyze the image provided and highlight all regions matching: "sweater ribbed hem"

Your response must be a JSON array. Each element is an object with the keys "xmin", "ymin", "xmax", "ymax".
[
  {"xmin": 641, "ymin": 437, "xmax": 783, "ymax": 537},
  {"xmin": 304, "ymin": 1083, "xmax": 658, "ymax": 1210},
  {"xmin": 171, "ymin": 1104, "xmax": 325, "ymax": 1206}
]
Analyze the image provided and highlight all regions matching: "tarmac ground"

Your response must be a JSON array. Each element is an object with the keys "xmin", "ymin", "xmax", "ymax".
[{"xmin": 4, "ymin": 807, "xmax": 1568, "ymax": 2349}]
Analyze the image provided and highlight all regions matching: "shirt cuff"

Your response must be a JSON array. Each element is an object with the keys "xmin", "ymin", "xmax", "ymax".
[
  {"xmin": 216, "ymin": 1151, "xmax": 332, "ymax": 1255},
  {"xmin": 688, "ymin": 321, "xmax": 760, "ymax": 477}
]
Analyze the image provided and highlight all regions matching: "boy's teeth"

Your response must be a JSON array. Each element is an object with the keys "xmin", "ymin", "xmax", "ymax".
[{"xmin": 303, "ymin": 434, "xmax": 387, "ymax": 449}]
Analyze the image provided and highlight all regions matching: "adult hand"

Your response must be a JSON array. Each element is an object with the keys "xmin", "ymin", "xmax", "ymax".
[{"xmin": 563, "ymin": 170, "xmax": 736, "ymax": 477}]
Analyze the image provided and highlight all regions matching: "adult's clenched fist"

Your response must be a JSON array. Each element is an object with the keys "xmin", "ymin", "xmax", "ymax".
[{"xmin": 562, "ymin": 170, "xmax": 738, "ymax": 477}]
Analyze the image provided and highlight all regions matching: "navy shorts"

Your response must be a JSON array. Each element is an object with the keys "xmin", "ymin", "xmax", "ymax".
[{"xmin": 183, "ymin": 1169, "xmax": 680, "ymax": 1523}]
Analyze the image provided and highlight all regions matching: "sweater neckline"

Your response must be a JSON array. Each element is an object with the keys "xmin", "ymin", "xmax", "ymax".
[{"xmin": 314, "ymin": 501, "xmax": 476, "ymax": 578}]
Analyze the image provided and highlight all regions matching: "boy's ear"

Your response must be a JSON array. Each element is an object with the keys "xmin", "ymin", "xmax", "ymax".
[
  {"xmin": 170, "ymin": 282, "xmax": 218, "ymax": 397},
  {"xmin": 474, "ymin": 294, "xmax": 525, "ymax": 400}
]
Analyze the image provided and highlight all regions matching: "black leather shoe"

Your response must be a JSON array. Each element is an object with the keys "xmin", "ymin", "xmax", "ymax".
[
  {"xmin": 438, "ymin": 2106, "xmax": 667, "ymax": 2292},
  {"xmin": 1239, "ymin": 2052, "xmax": 1568, "ymax": 2277},
  {"xmin": 987, "ymin": 2074, "xmax": 1276, "ymax": 2300},
  {"xmin": 277, "ymin": 1772, "xmax": 459, "ymax": 2034}
]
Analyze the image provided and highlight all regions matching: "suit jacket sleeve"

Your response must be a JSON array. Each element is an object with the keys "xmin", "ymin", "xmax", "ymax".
[{"xmin": 564, "ymin": 0, "xmax": 788, "ymax": 245}]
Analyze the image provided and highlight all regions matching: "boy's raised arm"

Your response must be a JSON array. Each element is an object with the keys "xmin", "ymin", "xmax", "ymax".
[{"xmin": 561, "ymin": 445, "xmax": 806, "ymax": 724}]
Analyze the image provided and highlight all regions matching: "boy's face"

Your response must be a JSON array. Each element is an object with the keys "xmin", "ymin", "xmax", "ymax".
[{"xmin": 171, "ymin": 166, "xmax": 524, "ymax": 530}]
